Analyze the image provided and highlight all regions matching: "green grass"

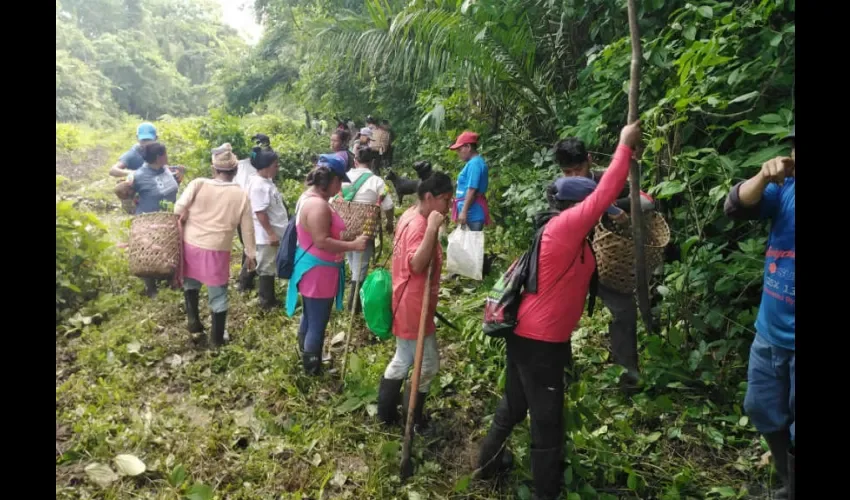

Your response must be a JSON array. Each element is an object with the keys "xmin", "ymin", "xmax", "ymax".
[{"xmin": 56, "ymin": 129, "xmax": 777, "ymax": 500}]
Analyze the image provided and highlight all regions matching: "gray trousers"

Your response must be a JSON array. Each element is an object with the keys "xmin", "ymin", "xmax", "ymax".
[
  {"xmin": 597, "ymin": 283, "xmax": 639, "ymax": 374},
  {"xmin": 345, "ymin": 238, "xmax": 375, "ymax": 282},
  {"xmin": 383, "ymin": 335, "xmax": 440, "ymax": 393}
]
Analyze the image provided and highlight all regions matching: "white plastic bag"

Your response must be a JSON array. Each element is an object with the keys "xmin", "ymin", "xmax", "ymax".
[{"xmin": 446, "ymin": 227, "xmax": 485, "ymax": 280}]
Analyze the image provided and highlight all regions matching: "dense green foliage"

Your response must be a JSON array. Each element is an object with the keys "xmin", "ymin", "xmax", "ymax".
[
  {"xmin": 57, "ymin": 0, "xmax": 794, "ymax": 498},
  {"xmin": 56, "ymin": 0, "xmax": 247, "ymax": 122}
]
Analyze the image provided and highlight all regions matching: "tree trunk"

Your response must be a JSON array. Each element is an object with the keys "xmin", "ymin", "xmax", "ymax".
[{"xmin": 626, "ymin": 0, "xmax": 655, "ymax": 334}]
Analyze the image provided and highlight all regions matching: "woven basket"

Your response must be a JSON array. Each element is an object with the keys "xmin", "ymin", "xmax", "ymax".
[
  {"xmin": 591, "ymin": 212, "xmax": 670, "ymax": 294},
  {"xmin": 330, "ymin": 198, "xmax": 381, "ymax": 241},
  {"xmin": 128, "ymin": 212, "xmax": 182, "ymax": 279}
]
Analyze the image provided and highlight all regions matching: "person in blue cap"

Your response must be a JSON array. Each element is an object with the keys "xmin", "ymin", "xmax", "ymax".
[
  {"xmin": 724, "ymin": 125, "xmax": 795, "ymax": 500},
  {"xmin": 288, "ymin": 154, "xmax": 368, "ymax": 375},
  {"xmin": 110, "ymin": 122, "xmax": 159, "ymax": 178}
]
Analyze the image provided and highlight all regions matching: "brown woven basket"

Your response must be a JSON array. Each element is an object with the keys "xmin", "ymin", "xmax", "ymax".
[
  {"xmin": 330, "ymin": 198, "xmax": 381, "ymax": 241},
  {"xmin": 128, "ymin": 212, "xmax": 182, "ymax": 279},
  {"xmin": 591, "ymin": 212, "xmax": 670, "ymax": 294}
]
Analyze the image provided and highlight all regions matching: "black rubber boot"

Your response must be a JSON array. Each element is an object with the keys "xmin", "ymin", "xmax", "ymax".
[
  {"xmin": 302, "ymin": 351, "xmax": 322, "ymax": 376},
  {"xmin": 787, "ymin": 447, "xmax": 795, "ymax": 500},
  {"xmin": 764, "ymin": 431, "xmax": 790, "ymax": 498},
  {"xmin": 257, "ymin": 275, "xmax": 279, "ymax": 311},
  {"xmin": 377, "ymin": 377, "xmax": 404, "ymax": 425},
  {"xmin": 210, "ymin": 311, "xmax": 227, "ymax": 348},
  {"xmin": 143, "ymin": 278, "xmax": 158, "ymax": 299},
  {"xmin": 473, "ymin": 422, "xmax": 515, "ymax": 480},
  {"xmin": 237, "ymin": 265, "xmax": 256, "ymax": 293},
  {"xmin": 297, "ymin": 329, "xmax": 306, "ymax": 354},
  {"xmin": 401, "ymin": 382, "xmax": 429, "ymax": 433},
  {"xmin": 530, "ymin": 447, "xmax": 563, "ymax": 500},
  {"xmin": 184, "ymin": 290, "xmax": 204, "ymax": 334}
]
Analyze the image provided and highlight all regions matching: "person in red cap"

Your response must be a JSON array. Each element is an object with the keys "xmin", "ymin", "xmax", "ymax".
[{"xmin": 449, "ymin": 131, "xmax": 491, "ymax": 231}]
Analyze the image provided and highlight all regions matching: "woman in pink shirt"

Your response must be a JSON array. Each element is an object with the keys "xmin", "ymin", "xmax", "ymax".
[
  {"xmin": 175, "ymin": 147, "xmax": 257, "ymax": 348},
  {"xmin": 286, "ymin": 154, "xmax": 368, "ymax": 375},
  {"xmin": 473, "ymin": 121, "xmax": 641, "ymax": 500}
]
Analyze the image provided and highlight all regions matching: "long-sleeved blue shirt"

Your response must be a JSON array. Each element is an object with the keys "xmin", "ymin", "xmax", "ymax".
[{"xmin": 724, "ymin": 178, "xmax": 795, "ymax": 351}]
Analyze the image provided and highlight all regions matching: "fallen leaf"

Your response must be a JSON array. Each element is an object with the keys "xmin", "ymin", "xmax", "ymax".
[
  {"xmin": 186, "ymin": 483, "xmax": 214, "ymax": 500},
  {"xmin": 167, "ymin": 354, "xmax": 183, "ymax": 368},
  {"xmin": 85, "ymin": 462, "xmax": 118, "ymax": 488},
  {"xmin": 330, "ymin": 471, "xmax": 348, "ymax": 488},
  {"xmin": 114, "ymin": 454, "xmax": 146, "ymax": 476},
  {"xmin": 126, "ymin": 341, "xmax": 141, "ymax": 354},
  {"xmin": 311, "ymin": 453, "xmax": 322, "ymax": 467},
  {"xmin": 759, "ymin": 450, "xmax": 772, "ymax": 467},
  {"xmin": 366, "ymin": 404, "xmax": 378, "ymax": 417},
  {"xmin": 331, "ymin": 332, "xmax": 346, "ymax": 345},
  {"xmin": 234, "ymin": 406, "xmax": 255, "ymax": 428}
]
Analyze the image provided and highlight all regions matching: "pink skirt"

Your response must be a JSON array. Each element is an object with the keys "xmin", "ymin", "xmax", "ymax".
[{"xmin": 183, "ymin": 242, "xmax": 231, "ymax": 287}]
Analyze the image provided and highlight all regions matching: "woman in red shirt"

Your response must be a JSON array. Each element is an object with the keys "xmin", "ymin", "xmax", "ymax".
[
  {"xmin": 376, "ymin": 173, "xmax": 454, "ymax": 431},
  {"xmin": 473, "ymin": 122, "xmax": 641, "ymax": 500}
]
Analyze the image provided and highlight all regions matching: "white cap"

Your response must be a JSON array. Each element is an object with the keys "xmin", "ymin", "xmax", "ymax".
[{"xmin": 359, "ymin": 127, "xmax": 373, "ymax": 138}]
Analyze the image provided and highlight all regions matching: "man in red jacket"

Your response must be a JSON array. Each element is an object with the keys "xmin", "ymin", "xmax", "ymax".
[{"xmin": 474, "ymin": 121, "xmax": 642, "ymax": 500}]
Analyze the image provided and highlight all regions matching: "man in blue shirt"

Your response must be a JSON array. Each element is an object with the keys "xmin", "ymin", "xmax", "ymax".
[
  {"xmin": 449, "ymin": 131, "xmax": 490, "ymax": 231},
  {"xmin": 724, "ymin": 125, "xmax": 795, "ymax": 500},
  {"xmin": 110, "ymin": 122, "xmax": 158, "ymax": 178}
]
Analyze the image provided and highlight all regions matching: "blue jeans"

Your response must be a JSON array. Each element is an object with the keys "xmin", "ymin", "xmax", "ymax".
[
  {"xmin": 183, "ymin": 277, "xmax": 228, "ymax": 313},
  {"xmin": 744, "ymin": 333, "xmax": 795, "ymax": 444},
  {"xmin": 466, "ymin": 221, "xmax": 484, "ymax": 231},
  {"xmin": 299, "ymin": 297, "xmax": 334, "ymax": 353}
]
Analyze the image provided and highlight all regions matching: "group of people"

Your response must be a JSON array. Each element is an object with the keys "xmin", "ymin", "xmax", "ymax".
[{"xmin": 111, "ymin": 112, "xmax": 795, "ymax": 499}]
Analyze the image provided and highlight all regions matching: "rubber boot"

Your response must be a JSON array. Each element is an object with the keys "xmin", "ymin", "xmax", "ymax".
[
  {"xmin": 297, "ymin": 329, "xmax": 306, "ymax": 354},
  {"xmin": 143, "ymin": 278, "xmax": 158, "ymax": 299},
  {"xmin": 376, "ymin": 377, "xmax": 404, "ymax": 425},
  {"xmin": 237, "ymin": 264, "xmax": 256, "ymax": 293},
  {"xmin": 184, "ymin": 290, "xmax": 204, "ymax": 334},
  {"xmin": 302, "ymin": 351, "xmax": 322, "ymax": 376},
  {"xmin": 257, "ymin": 275, "xmax": 279, "ymax": 311},
  {"xmin": 787, "ymin": 448, "xmax": 795, "ymax": 500},
  {"xmin": 473, "ymin": 421, "xmax": 515, "ymax": 480},
  {"xmin": 764, "ymin": 431, "xmax": 790, "ymax": 499},
  {"xmin": 401, "ymin": 382, "xmax": 429, "ymax": 434},
  {"xmin": 210, "ymin": 311, "xmax": 227, "ymax": 348},
  {"xmin": 530, "ymin": 447, "xmax": 563, "ymax": 500}
]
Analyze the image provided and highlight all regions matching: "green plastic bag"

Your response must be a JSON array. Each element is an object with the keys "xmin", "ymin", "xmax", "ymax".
[{"xmin": 360, "ymin": 268, "xmax": 393, "ymax": 341}]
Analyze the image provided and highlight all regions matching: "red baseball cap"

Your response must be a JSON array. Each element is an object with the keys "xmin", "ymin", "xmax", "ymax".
[{"xmin": 449, "ymin": 131, "xmax": 480, "ymax": 150}]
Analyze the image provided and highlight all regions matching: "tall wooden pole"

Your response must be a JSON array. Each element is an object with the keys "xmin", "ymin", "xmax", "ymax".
[{"xmin": 626, "ymin": 0, "xmax": 655, "ymax": 334}]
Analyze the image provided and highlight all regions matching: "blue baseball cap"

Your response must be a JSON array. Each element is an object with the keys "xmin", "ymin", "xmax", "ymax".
[
  {"xmin": 554, "ymin": 177, "xmax": 619, "ymax": 215},
  {"xmin": 137, "ymin": 122, "xmax": 157, "ymax": 141},
  {"xmin": 318, "ymin": 153, "xmax": 351, "ymax": 183}
]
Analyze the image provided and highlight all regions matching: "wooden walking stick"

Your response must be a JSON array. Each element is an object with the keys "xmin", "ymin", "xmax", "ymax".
[
  {"xmin": 626, "ymin": 0, "xmax": 656, "ymax": 334},
  {"xmin": 340, "ymin": 252, "xmax": 367, "ymax": 383},
  {"xmin": 399, "ymin": 257, "xmax": 435, "ymax": 480}
]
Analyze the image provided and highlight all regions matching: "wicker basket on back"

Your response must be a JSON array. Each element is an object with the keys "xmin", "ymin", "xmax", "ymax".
[
  {"xmin": 330, "ymin": 199, "xmax": 381, "ymax": 242},
  {"xmin": 128, "ymin": 212, "xmax": 182, "ymax": 279},
  {"xmin": 591, "ymin": 212, "xmax": 670, "ymax": 294}
]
